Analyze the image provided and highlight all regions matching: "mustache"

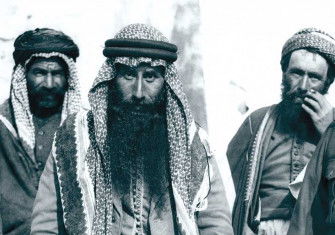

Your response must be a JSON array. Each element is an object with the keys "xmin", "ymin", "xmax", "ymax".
[
  {"xmin": 284, "ymin": 88, "xmax": 308, "ymax": 100},
  {"xmin": 286, "ymin": 89, "xmax": 307, "ymax": 98},
  {"xmin": 111, "ymin": 96, "xmax": 166, "ymax": 115},
  {"xmin": 109, "ymin": 103, "xmax": 165, "ymax": 128},
  {"xmin": 30, "ymin": 87, "xmax": 66, "ymax": 96},
  {"xmin": 119, "ymin": 102, "xmax": 158, "ymax": 112}
]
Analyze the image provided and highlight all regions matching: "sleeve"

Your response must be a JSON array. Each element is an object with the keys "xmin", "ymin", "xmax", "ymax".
[
  {"xmin": 323, "ymin": 124, "xmax": 335, "ymax": 226},
  {"xmin": 226, "ymin": 107, "xmax": 270, "ymax": 191},
  {"xmin": 31, "ymin": 154, "xmax": 65, "ymax": 235},
  {"xmin": 0, "ymin": 210, "xmax": 3, "ymax": 235},
  {"xmin": 226, "ymin": 114, "xmax": 253, "ymax": 191},
  {"xmin": 196, "ymin": 157, "xmax": 234, "ymax": 235},
  {"xmin": 326, "ymin": 171, "xmax": 335, "ymax": 225}
]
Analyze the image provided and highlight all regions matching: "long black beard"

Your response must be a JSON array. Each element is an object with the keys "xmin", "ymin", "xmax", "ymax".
[
  {"xmin": 279, "ymin": 80, "xmax": 320, "ymax": 142},
  {"xmin": 277, "ymin": 101, "xmax": 313, "ymax": 132},
  {"xmin": 106, "ymin": 91, "xmax": 169, "ymax": 201}
]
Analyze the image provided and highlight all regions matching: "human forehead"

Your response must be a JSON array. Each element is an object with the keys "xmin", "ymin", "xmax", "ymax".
[
  {"xmin": 115, "ymin": 62, "xmax": 165, "ymax": 75},
  {"xmin": 288, "ymin": 49, "xmax": 329, "ymax": 72},
  {"xmin": 28, "ymin": 58, "xmax": 66, "ymax": 71}
]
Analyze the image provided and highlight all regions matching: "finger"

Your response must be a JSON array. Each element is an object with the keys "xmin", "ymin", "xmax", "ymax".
[
  {"xmin": 306, "ymin": 90, "xmax": 323, "ymax": 104},
  {"xmin": 302, "ymin": 103, "xmax": 317, "ymax": 119},
  {"xmin": 306, "ymin": 89, "xmax": 321, "ymax": 101},
  {"xmin": 304, "ymin": 97, "xmax": 321, "ymax": 113},
  {"xmin": 307, "ymin": 90, "xmax": 333, "ymax": 112}
]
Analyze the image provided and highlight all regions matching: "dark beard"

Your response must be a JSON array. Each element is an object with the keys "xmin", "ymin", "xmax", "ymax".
[
  {"xmin": 279, "ymin": 80, "xmax": 320, "ymax": 142},
  {"xmin": 106, "ymin": 86, "xmax": 169, "ymax": 202},
  {"xmin": 277, "ymin": 101, "xmax": 313, "ymax": 132},
  {"xmin": 28, "ymin": 87, "xmax": 66, "ymax": 118}
]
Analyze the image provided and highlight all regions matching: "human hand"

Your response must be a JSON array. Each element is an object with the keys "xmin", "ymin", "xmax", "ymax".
[{"xmin": 302, "ymin": 89, "xmax": 334, "ymax": 134}]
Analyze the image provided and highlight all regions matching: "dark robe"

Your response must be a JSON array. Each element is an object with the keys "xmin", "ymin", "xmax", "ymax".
[
  {"xmin": 0, "ymin": 100, "xmax": 40, "ymax": 235},
  {"xmin": 288, "ymin": 122, "xmax": 335, "ymax": 235}
]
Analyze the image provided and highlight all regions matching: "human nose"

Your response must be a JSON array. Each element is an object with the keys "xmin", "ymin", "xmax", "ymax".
[
  {"xmin": 44, "ymin": 73, "xmax": 54, "ymax": 88},
  {"xmin": 299, "ymin": 75, "xmax": 309, "ymax": 91},
  {"xmin": 134, "ymin": 75, "xmax": 144, "ymax": 99}
]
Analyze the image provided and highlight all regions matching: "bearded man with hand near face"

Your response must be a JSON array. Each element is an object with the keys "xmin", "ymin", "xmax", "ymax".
[{"xmin": 227, "ymin": 28, "xmax": 335, "ymax": 235}]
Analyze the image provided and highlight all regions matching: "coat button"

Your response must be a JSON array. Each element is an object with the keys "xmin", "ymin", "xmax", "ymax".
[
  {"xmin": 112, "ymin": 215, "xmax": 116, "ymax": 223},
  {"xmin": 37, "ymin": 161, "xmax": 43, "ymax": 169}
]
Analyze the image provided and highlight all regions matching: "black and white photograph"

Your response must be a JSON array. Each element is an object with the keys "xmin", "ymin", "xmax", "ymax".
[{"xmin": 1, "ymin": 0, "xmax": 335, "ymax": 234}]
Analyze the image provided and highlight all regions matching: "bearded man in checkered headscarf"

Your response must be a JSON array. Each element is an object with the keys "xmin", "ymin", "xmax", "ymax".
[
  {"xmin": 228, "ymin": 28, "xmax": 335, "ymax": 235},
  {"xmin": 0, "ymin": 28, "xmax": 81, "ymax": 235},
  {"xmin": 30, "ymin": 24, "xmax": 233, "ymax": 235}
]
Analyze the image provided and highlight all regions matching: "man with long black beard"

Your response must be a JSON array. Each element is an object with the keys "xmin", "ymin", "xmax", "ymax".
[
  {"xmin": 227, "ymin": 28, "xmax": 335, "ymax": 235},
  {"xmin": 31, "ymin": 24, "xmax": 233, "ymax": 235},
  {"xmin": 107, "ymin": 64, "xmax": 169, "ymax": 203}
]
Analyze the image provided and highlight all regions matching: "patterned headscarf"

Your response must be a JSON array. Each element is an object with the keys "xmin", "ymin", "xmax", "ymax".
[
  {"xmin": 87, "ymin": 24, "xmax": 195, "ymax": 234},
  {"xmin": 10, "ymin": 51, "xmax": 81, "ymax": 161},
  {"xmin": 281, "ymin": 28, "xmax": 335, "ymax": 68},
  {"xmin": 9, "ymin": 28, "xmax": 81, "ymax": 161}
]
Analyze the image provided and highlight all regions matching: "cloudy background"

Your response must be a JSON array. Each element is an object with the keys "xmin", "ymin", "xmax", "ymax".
[{"xmin": 1, "ymin": 0, "xmax": 335, "ymax": 209}]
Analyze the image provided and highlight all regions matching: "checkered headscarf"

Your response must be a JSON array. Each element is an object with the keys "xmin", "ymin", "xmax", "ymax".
[
  {"xmin": 10, "ymin": 52, "xmax": 81, "ymax": 161},
  {"xmin": 87, "ymin": 24, "xmax": 195, "ymax": 234}
]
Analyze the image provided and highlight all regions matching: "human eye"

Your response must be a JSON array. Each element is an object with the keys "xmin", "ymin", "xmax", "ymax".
[
  {"xmin": 289, "ymin": 69, "xmax": 303, "ymax": 78},
  {"xmin": 33, "ymin": 69, "xmax": 46, "ymax": 77},
  {"xmin": 143, "ymin": 72, "xmax": 156, "ymax": 82},
  {"xmin": 52, "ymin": 70, "xmax": 66, "ymax": 78},
  {"xmin": 120, "ymin": 70, "xmax": 134, "ymax": 80},
  {"xmin": 309, "ymin": 73, "xmax": 322, "ymax": 81},
  {"xmin": 124, "ymin": 73, "xmax": 135, "ymax": 80}
]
